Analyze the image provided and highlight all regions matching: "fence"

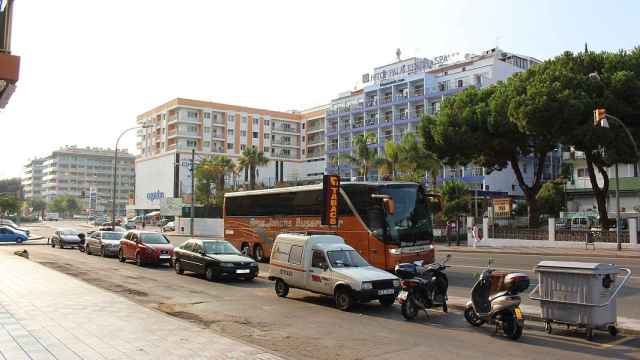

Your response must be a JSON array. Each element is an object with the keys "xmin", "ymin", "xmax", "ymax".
[{"xmin": 555, "ymin": 229, "xmax": 630, "ymax": 243}]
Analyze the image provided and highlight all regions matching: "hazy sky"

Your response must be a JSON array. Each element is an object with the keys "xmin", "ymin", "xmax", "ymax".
[{"xmin": 1, "ymin": 0, "xmax": 638, "ymax": 178}]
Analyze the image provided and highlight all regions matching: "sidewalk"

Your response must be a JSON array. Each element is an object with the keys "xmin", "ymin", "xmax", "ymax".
[
  {"xmin": 435, "ymin": 244, "xmax": 640, "ymax": 259},
  {"xmin": 0, "ymin": 253, "xmax": 283, "ymax": 360}
]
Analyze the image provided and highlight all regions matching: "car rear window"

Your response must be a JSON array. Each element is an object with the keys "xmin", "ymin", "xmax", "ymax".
[
  {"xmin": 141, "ymin": 233, "xmax": 170, "ymax": 244},
  {"xmin": 102, "ymin": 232, "xmax": 123, "ymax": 240}
]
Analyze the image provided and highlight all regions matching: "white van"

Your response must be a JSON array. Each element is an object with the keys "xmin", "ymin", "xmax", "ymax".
[
  {"xmin": 268, "ymin": 233, "xmax": 401, "ymax": 311},
  {"xmin": 46, "ymin": 212, "xmax": 60, "ymax": 221}
]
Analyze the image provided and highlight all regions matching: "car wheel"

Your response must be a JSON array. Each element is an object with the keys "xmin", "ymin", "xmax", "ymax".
[
  {"xmin": 100, "ymin": 246, "xmax": 105, "ymax": 257},
  {"xmin": 379, "ymin": 296, "xmax": 395, "ymax": 307},
  {"xmin": 254, "ymin": 244, "xmax": 266, "ymax": 263},
  {"xmin": 51, "ymin": 240, "xmax": 55, "ymax": 248},
  {"xmin": 334, "ymin": 288, "xmax": 354, "ymax": 311},
  {"xmin": 136, "ymin": 253, "xmax": 144, "ymax": 267},
  {"xmin": 86, "ymin": 244, "xmax": 91, "ymax": 255},
  {"xmin": 118, "ymin": 249, "xmax": 126, "ymax": 263},
  {"xmin": 205, "ymin": 266, "xmax": 216, "ymax": 281},
  {"xmin": 174, "ymin": 260, "xmax": 184, "ymax": 274},
  {"xmin": 275, "ymin": 279, "xmax": 289, "ymax": 297}
]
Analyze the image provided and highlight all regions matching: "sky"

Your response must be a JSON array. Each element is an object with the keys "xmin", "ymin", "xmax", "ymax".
[{"xmin": 1, "ymin": 0, "xmax": 638, "ymax": 178}]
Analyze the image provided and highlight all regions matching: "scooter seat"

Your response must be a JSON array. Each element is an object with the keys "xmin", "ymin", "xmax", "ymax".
[{"xmin": 489, "ymin": 291, "xmax": 508, "ymax": 302}]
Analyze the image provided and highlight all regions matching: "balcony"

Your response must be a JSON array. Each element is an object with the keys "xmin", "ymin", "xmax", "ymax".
[
  {"xmin": 272, "ymin": 140, "xmax": 299, "ymax": 147},
  {"xmin": 365, "ymin": 100, "xmax": 378, "ymax": 109},
  {"xmin": 380, "ymin": 97, "xmax": 393, "ymax": 106},
  {"xmin": 272, "ymin": 152, "xmax": 299, "ymax": 159},
  {"xmin": 393, "ymin": 95, "xmax": 409, "ymax": 104},
  {"xmin": 211, "ymin": 132, "xmax": 225, "ymax": 140},
  {"xmin": 272, "ymin": 125, "xmax": 300, "ymax": 134},
  {"xmin": 350, "ymin": 104, "xmax": 364, "ymax": 114},
  {"xmin": 307, "ymin": 137, "xmax": 324, "ymax": 145},
  {"xmin": 365, "ymin": 117, "xmax": 378, "ymax": 127}
]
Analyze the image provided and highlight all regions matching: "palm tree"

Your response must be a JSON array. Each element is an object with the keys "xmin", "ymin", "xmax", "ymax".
[
  {"xmin": 377, "ymin": 141, "xmax": 403, "ymax": 180},
  {"xmin": 212, "ymin": 155, "xmax": 235, "ymax": 192},
  {"xmin": 238, "ymin": 147, "xmax": 269, "ymax": 190},
  {"xmin": 399, "ymin": 132, "xmax": 442, "ymax": 187},
  {"xmin": 339, "ymin": 133, "xmax": 382, "ymax": 181}
]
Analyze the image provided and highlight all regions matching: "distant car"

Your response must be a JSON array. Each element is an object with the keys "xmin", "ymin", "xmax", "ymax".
[
  {"xmin": 124, "ymin": 220, "xmax": 137, "ymax": 230},
  {"xmin": 85, "ymin": 231, "xmax": 123, "ymax": 257},
  {"xmin": 0, "ymin": 219, "xmax": 30, "ymax": 237},
  {"xmin": 174, "ymin": 239, "xmax": 258, "ymax": 281},
  {"xmin": 119, "ymin": 230, "xmax": 174, "ymax": 266},
  {"xmin": 162, "ymin": 221, "xmax": 175, "ymax": 232},
  {"xmin": 0, "ymin": 225, "xmax": 28, "ymax": 243},
  {"xmin": 45, "ymin": 213, "xmax": 60, "ymax": 221},
  {"xmin": 99, "ymin": 225, "xmax": 127, "ymax": 233},
  {"xmin": 159, "ymin": 218, "xmax": 171, "ymax": 227},
  {"xmin": 51, "ymin": 228, "xmax": 84, "ymax": 249}
]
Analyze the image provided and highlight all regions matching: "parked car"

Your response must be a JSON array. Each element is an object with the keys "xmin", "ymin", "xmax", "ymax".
[
  {"xmin": 268, "ymin": 233, "xmax": 401, "ymax": 311},
  {"xmin": 0, "ymin": 225, "xmax": 28, "ymax": 243},
  {"xmin": 124, "ymin": 220, "xmax": 137, "ymax": 230},
  {"xmin": 174, "ymin": 239, "xmax": 258, "ymax": 281},
  {"xmin": 162, "ymin": 221, "xmax": 175, "ymax": 232},
  {"xmin": 0, "ymin": 219, "xmax": 30, "ymax": 237},
  {"xmin": 85, "ymin": 231, "xmax": 123, "ymax": 257},
  {"xmin": 51, "ymin": 228, "xmax": 84, "ymax": 249},
  {"xmin": 45, "ymin": 212, "xmax": 60, "ymax": 221},
  {"xmin": 119, "ymin": 230, "xmax": 174, "ymax": 266}
]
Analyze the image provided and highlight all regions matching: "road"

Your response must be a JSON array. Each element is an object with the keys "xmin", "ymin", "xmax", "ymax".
[{"xmin": 4, "ymin": 221, "xmax": 639, "ymax": 360}]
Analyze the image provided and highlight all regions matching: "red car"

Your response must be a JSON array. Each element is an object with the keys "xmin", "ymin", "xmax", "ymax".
[{"xmin": 119, "ymin": 230, "xmax": 174, "ymax": 266}]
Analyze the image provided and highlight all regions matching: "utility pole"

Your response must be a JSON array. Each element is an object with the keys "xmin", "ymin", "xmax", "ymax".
[
  {"xmin": 615, "ymin": 163, "xmax": 621, "ymax": 251},
  {"xmin": 190, "ymin": 149, "xmax": 195, "ymax": 237}
]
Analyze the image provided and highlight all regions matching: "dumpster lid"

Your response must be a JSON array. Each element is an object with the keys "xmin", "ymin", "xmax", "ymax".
[{"xmin": 535, "ymin": 261, "xmax": 618, "ymax": 274}]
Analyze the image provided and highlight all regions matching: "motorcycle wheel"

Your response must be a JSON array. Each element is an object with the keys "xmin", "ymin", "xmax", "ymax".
[
  {"xmin": 503, "ymin": 315, "xmax": 523, "ymax": 340},
  {"xmin": 401, "ymin": 297, "xmax": 419, "ymax": 320},
  {"xmin": 464, "ymin": 307, "xmax": 485, "ymax": 327}
]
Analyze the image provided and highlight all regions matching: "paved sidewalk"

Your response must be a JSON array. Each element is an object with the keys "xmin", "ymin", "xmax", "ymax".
[
  {"xmin": 0, "ymin": 253, "xmax": 282, "ymax": 360},
  {"xmin": 436, "ymin": 244, "xmax": 640, "ymax": 259}
]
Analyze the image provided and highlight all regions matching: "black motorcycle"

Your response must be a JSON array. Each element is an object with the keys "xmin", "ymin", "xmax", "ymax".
[{"xmin": 395, "ymin": 254, "xmax": 451, "ymax": 320}]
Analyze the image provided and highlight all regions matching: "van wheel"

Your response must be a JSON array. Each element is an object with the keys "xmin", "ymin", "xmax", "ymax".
[
  {"xmin": 275, "ymin": 279, "xmax": 289, "ymax": 297},
  {"xmin": 335, "ymin": 288, "xmax": 354, "ymax": 311},
  {"xmin": 254, "ymin": 244, "xmax": 266, "ymax": 262}
]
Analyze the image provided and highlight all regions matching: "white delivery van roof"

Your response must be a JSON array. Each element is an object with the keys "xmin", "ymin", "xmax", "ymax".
[{"xmin": 275, "ymin": 233, "xmax": 346, "ymax": 249}]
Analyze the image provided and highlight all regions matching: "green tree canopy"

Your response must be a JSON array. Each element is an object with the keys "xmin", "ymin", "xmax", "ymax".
[
  {"xmin": 196, "ymin": 155, "xmax": 235, "ymax": 207},
  {"xmin": 439, "ymin": 179, "xmax": 470, "ymax": 220},
  {"xmin": 0, "ymin": 195, "xmax": 21, "ymax": 217},
  {"xmin": 536, "ymin": 180, "xmax": 565, "ymax": 217}
]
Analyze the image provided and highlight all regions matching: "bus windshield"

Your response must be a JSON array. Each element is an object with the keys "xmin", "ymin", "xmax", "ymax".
[{"xmin": 378, "ymin": 185, "xmax": 432, "ymax": 246}]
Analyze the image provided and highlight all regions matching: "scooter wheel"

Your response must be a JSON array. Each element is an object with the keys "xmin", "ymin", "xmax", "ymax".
[
  {"xmin": 464, "ymin": 307, "xmax": 484, "ymax": 327},
  {"xmin": 401, "ymin": 299, "xmax": 418, "ymax": 320}
]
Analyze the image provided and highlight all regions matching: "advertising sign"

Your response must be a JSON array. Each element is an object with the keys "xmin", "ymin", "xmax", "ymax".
[
  {"xmin": 322, "ymin": 175, "xmax": 340, "ymax": 226},
  {"xmin": 492, "ymin": 197, "xmax": 512, "ymax": 218},
  {"xmin": 160, "ymin": 197, "xmax": 184, "ymax": 216}
]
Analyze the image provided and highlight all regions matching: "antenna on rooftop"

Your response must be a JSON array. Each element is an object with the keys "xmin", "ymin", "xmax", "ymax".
[{"xmin": 396, "ymin": 48, "xmax": 402, "ymax": 61}]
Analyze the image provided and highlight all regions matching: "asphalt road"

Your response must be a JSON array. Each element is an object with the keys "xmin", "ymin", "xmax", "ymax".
[{"xmin": 4, "ymin": 221, "xmax": 638, "ymax": 360}]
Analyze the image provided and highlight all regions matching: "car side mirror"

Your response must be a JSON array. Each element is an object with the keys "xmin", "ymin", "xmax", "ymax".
[{"xmin": 321, "ymin": 263, "xmax": 329, "ymax": 271}]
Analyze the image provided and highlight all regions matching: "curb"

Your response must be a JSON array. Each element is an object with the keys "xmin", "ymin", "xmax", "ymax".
[
  {"xmin": 437, "ymin": 247, "xmax": 640, "ymax": 259},
  {"xmin": 257, "ymin": 272, "xmax": 640, "ymax": 336}
]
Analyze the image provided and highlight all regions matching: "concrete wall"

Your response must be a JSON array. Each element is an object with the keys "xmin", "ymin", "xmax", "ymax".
[{"xmin": 177, "ymin": 218, "xmax": 224, "ymax": 237}]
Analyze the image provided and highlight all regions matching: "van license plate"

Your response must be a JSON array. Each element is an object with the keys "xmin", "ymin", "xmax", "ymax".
[
  {"xmin": 514, "ymin": 307, "xmax": 523, "ymax": 320},
  {"xmin": 378, "ymin": 289, "xmax": 394, "ymax": 295},
  {"xmin": 236, "ymin": 269, "xmax": 250, "ymax": 274},
  {"xmin": 397, "ymin": 291, "xmax": 408, "ymax": 300}
]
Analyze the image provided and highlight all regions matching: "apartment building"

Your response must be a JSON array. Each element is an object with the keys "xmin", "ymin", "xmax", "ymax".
[
  {"xmin": 22, "ymin": 158, "xmax": 45, "ymax": 199},
  {"xmin": 23, "ymin": 146, "xmax": 135, "ymax": 216},
  {"xmin": 325, "ymin": 47, "xmax": 555, "ymax": 196},
  {"xmin": 135, "ymin": 98, "xmax": 326, "ymax": 212}
]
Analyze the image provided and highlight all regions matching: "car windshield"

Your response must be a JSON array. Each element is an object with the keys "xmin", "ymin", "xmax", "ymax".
[
  {"xmin": 60, "ymin": 229, "xmax": 79, "ymax": 236},
  {"xmin": 203, "ymin": 241, "xmax": 240, "ymax": 255},
  {"xmin": 102, "ymin": 232, "xmax": 122, "ymax": 240},
  {"xmin": 327, "ymin": 250, "xmax": 369, "ymax": 268},
  {"xmin": 140, "ymin": 233, "xmax": 169, "ymax": 244}
]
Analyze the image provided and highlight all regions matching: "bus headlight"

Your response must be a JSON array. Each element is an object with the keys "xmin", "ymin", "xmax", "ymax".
[
  {"xmin": 361, "ymin": 282, "xmax": 372, "ymax": 290},
  {"xmin": 389, "ymin": 248, "xmax": 401, "ymax": 255}
]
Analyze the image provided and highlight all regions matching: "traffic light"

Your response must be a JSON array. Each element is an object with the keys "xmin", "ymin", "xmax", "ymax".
[{"xmin": 593, "ymin": 108, "xmax": 608, "ymax": 127}]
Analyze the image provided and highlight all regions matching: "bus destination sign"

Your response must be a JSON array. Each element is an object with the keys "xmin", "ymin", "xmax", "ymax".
[{"xmin": 322, "ymin": 174, "xmax": 340, "ymax": 226}]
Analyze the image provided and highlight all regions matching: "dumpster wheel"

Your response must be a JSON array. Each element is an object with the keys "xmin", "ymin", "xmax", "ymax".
[{"xmin": 608, "ymin": 325, "xmax": 618, "ymax": 337}]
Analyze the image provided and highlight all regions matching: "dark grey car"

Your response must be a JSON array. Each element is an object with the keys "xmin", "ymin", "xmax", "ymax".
[
  {"xmin": 85, "ymin": 231, "xmax": 123, "ymax": 257},
  {"xmin": 51, "ymin": 228, "xmax": 84, "ymax": 249}
]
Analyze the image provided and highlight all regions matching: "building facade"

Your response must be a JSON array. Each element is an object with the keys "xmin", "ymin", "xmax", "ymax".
[
  {"xmin": 23, "ymin": 146, "xmax": 135, "ymax": 216},
  {"xmin": 325, "ymin": 47, "xmax": 556, "ymax": 196},
  {"xmin": 134, "ymin": 98, "xmax": 326, "ymax": 212}
]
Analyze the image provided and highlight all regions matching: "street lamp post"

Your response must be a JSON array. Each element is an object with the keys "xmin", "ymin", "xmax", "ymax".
[{"xmin": 112, "ymin": 125, "xmax": 151, "ymax": 228}]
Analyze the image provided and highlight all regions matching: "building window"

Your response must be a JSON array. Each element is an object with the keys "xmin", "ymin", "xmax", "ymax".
[
  {"xmin": 253, "ymin": 118, "xmax": 259, "ymax": 125},
  {"xmin": 240, "ymin": 144, "xmax": 246, "ymax": 151},
  {"xmin": 457, "ymin": 79, "xmax": 464, "ymax": 88},
  {"xmin": 240, "ymin": 130, "xmax": 247, "ymax": 137},
  {"xmin": 253, "ymin": 132, "xmax": 258, "ymax": 139},
  {"xmin": 186, "ymin": 140, "xmax": 197, "ymax": 147},
  {"xmin": 263, "ymin": 132, "xmax": 269, "ymax": 139},
  {"xmin": 227, "ymin": 129, "xmax": 234, "ymax": 137},
  {"xmin": 227, "ymin": 143, "xmax": 234, "ymax": 150},
  {"xmin": 264, "ymin": 119, "xmax": 270, "ymax": 126},
  {"xmin": 204, "ymin": 113, "xmax": 211, "ymax": 119},
  {"xmin": 302, "ymin": 123, "xmax": 305, "ymax": 129},
  {"xmin": 263, "ymin": 146, "xmax": 269, "ymax": 153},
  {"xmin": 204, "ymin": 127, "xmax": 211, "ymax": 133},
  {"xmin": 241, "ymin": 116, "xmax": 247, "ymax": 124},
  {"xmin": 203, "ymin": 141, "xmax": 210, "ymax": 148}
]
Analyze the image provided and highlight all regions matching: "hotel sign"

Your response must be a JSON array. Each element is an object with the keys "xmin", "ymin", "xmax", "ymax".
[
  {"xmin": 363, "ymin": 58, "xmax": 432, "ymax": 85},
  {"xmin": 322, "ymin": 175, "xmax": 340, "ymax": 226}
]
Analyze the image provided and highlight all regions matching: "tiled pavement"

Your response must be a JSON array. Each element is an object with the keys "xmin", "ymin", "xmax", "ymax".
[{"xmin": 0, "ymin": 253, "xmax": 283, "ymax": 360}]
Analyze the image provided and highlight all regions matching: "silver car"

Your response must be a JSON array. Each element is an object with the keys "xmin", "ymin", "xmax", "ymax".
[
  {"xmin": 85, "ymin": 231, "xmax": 123, "ymax": 257},
  {"xmin": 51, "ymin": 228, "xmax": 84, "ymax": 249}
]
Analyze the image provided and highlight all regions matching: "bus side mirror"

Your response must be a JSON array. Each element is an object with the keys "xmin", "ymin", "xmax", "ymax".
[{"xmin": 383, "ymin": 198, "xmax": 395, "ymax": 215}]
